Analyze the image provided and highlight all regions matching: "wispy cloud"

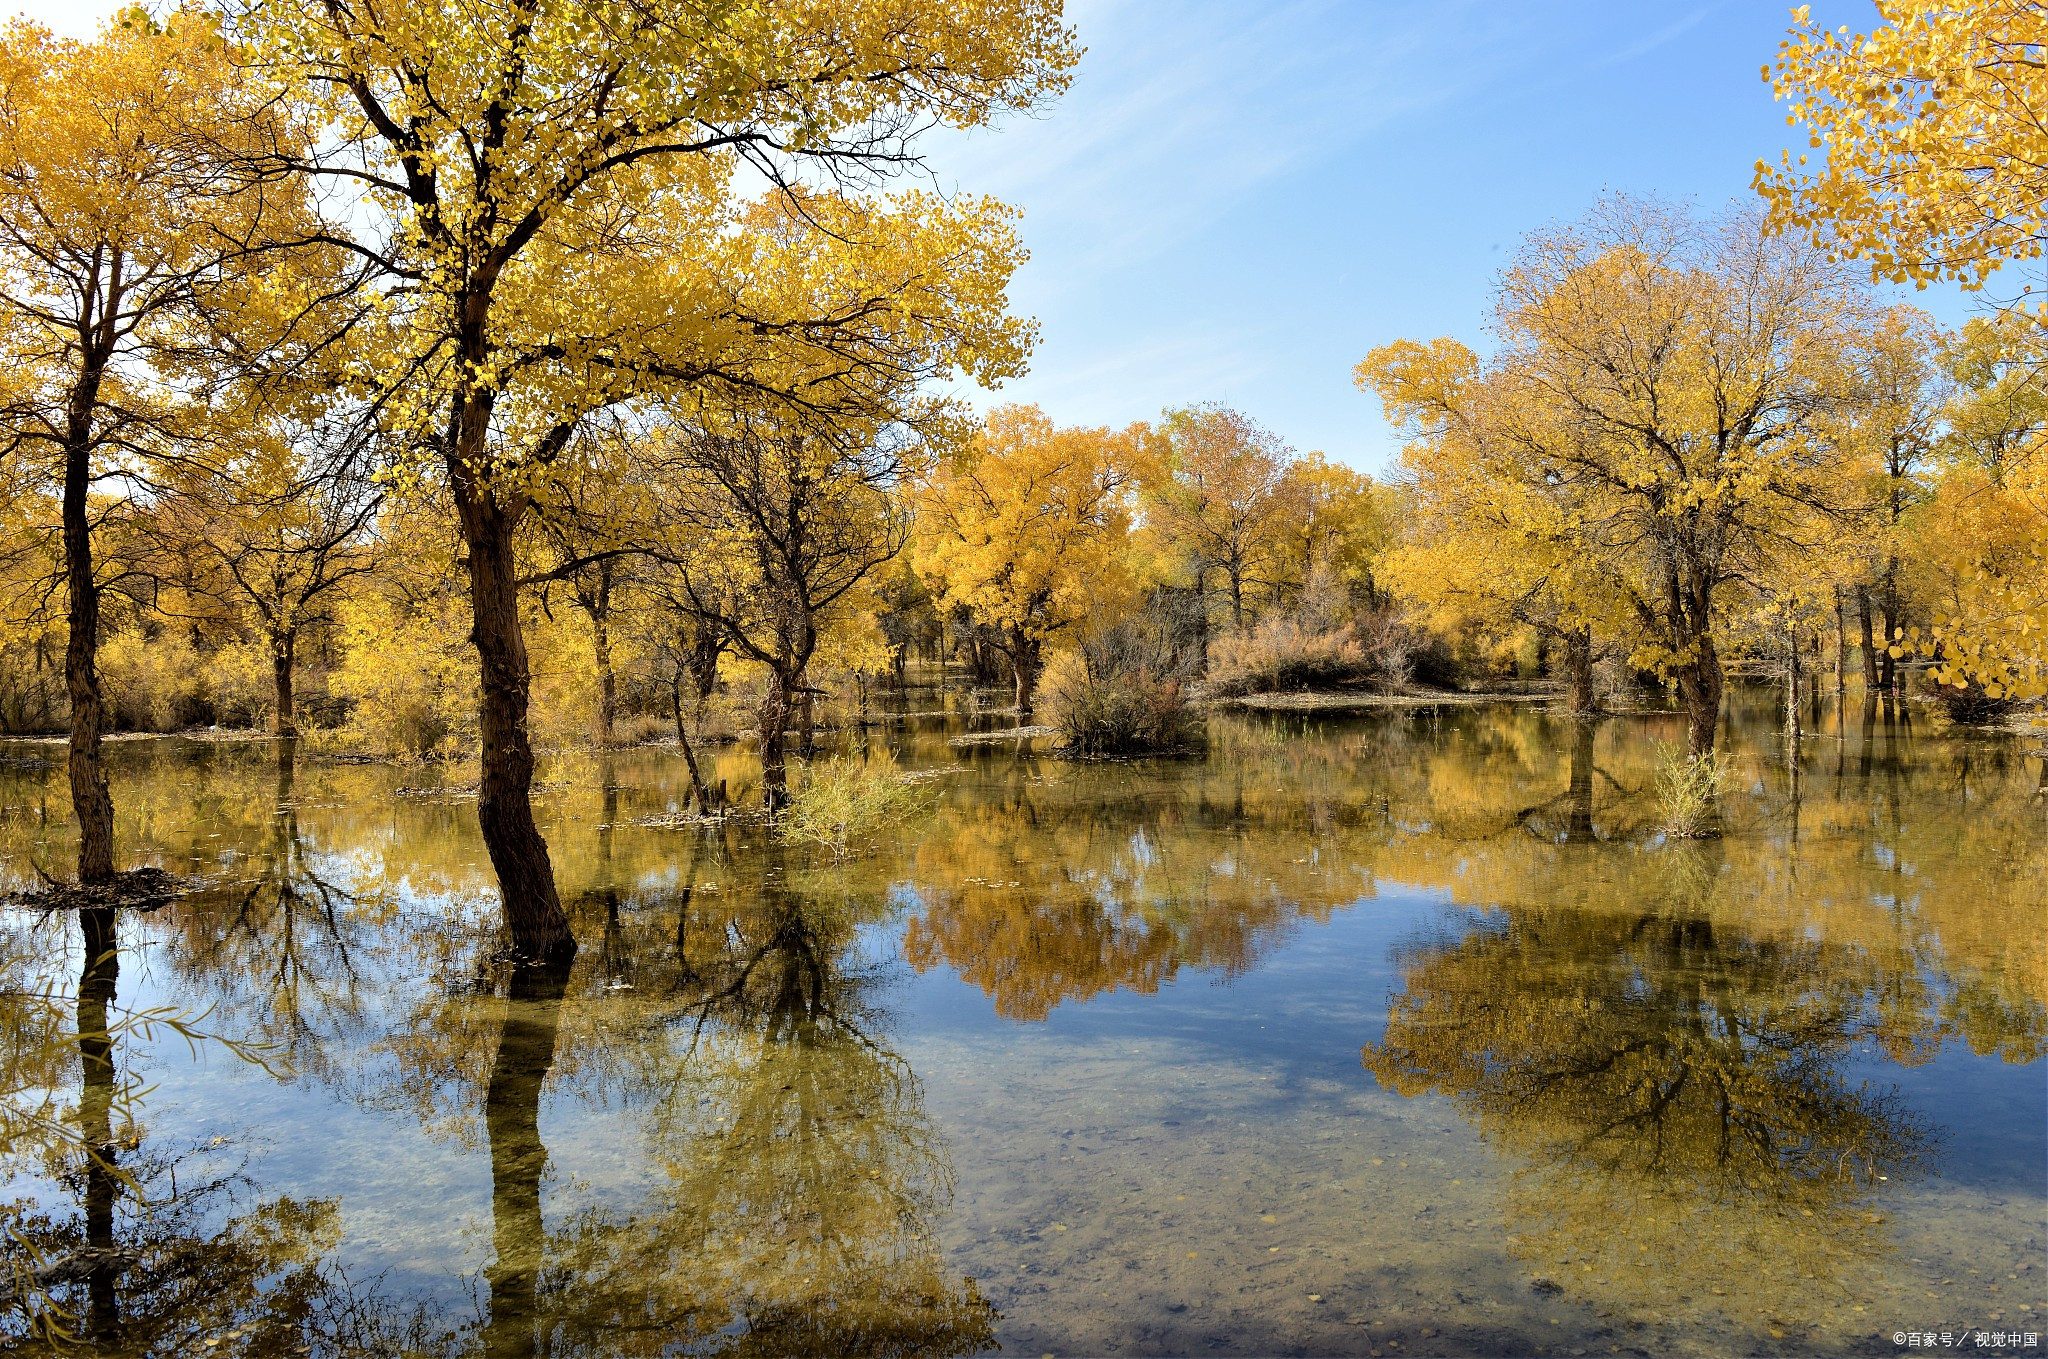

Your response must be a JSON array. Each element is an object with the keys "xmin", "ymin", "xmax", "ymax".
[{"xmin": 923, "ymin": 0, "xmax": 1533, "ymax": 277}]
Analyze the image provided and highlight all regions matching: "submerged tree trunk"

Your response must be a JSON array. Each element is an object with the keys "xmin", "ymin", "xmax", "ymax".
[
  {"xmin": 270, "ymin": 628, "xmax": 298, "ymax": 738},
  {"xmin": 454, "ymin": 475, "xmax": 573, "ymax": 962},
  {"xmin": 63, "ymin": 419, "xmax": 115, "ymax": 883},
  {"xmin": 482, "ymin": 959, "xmax": 570, "ymax": 1359},
  {"xmin": 1561, "ymin": 626, "xmax": 1598, "ymax": 717}
]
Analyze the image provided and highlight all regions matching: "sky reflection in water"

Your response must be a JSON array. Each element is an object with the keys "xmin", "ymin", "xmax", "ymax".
[{"xmin": 0, "ymin": 691, "xmax": 2041, "ymax": 1357}]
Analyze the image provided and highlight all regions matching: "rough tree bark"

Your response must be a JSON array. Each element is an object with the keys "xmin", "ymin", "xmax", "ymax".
[
  {"xmin": 1561, "ymin": 626, "xmax": 1598, "ymax": 718},
  {"xmin": 63, "ymin": 387, "xmax": 116, "ymax": 883},
  {"xmin": 1007, "ymin": 628, "xmax": 1043, "ymax": 716},
  {"xmin": 1675, "ymin": 635, "xmax": 1724, "ymax": 758},
  {"xmin": 269, "ymin": 628, "xmax": 298, "ymax": 738},
  {"xmin": 450, "ymin": 399, "xmax": 573, "ymax": 961},
  {"xmin": 758, "ymin": 668, "xmax": 794, "ymax": 811}
]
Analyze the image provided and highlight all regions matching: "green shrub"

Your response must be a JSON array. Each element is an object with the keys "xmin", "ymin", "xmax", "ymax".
[
  {"xmin": 1656, "ymin": 744, "xmax": 1727, "ymax": 839},
  {"xmin": 779, "ymin": 753, "xmax": 935, "ymax": 859}
]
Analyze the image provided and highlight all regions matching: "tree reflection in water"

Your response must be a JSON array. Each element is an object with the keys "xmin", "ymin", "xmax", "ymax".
[
  {"xmin": 1361, "ymin": 843, "xmax": 1944, "ymax": 1316},
  {"xmin": 473, "ymin": 851, "xmax": 996, "ymax": 1358},
  {"xmin": 0, "ymin": 696, "xmax": 2038, "ymax": 1353},
  {"xmin": 0, "ymin": 907, "xmax": 427, "ymax": 1356}
]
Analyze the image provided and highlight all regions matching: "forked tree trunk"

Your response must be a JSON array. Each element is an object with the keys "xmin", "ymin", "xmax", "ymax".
[
  {"xmin": 454, "ymin": 476, "xmax": 574, "ymax": 962},
  {"xmin": 63, "ymin": 413, "xmax": 115, "ymax": 883},
  {"xmin": 1676, "ymin": 636, "xmax": 1723, "ymax": 757},
  {"xmin": 270, "ymin": 628, "xmax": 298, "ymax": 737}
]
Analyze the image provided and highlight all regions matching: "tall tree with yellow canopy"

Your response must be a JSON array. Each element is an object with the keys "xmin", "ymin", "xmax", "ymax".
[
  {"xmin": 0, "ymin": 9, "xmax": 333, "ymax": 884},
  {"xmin": 233, "ymin": 0, "xmax": 1078, "ymax": 957},
  {"xmin": 911, "ymin": 404, "xmax": 1142, "ymax": 716}
]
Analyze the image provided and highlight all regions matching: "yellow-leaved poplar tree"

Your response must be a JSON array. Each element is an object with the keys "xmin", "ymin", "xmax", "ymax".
[
  {"xmin": 235, "ymin": 0, "xmax": 1078, "ymax": 955},
  {"xmin": 1363, "ymin": 198, "xmax": 1865, "ymax": 753},
  {"xmin": 911, "ymin": 405, "xmax": 1142, "ymax": 715},
  {"xmin": 0, "ymin": 8, "xmax": 331, "ymax": 883}
]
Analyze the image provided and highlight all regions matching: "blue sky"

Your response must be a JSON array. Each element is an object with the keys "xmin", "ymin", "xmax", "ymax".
[
  {"xmin": 18, "ymin": 0, "xmax": 1979, "ymax": 473},
  {"xmin": 914, "ymin": 0, "xmax": 1978, "ymax": 472}
]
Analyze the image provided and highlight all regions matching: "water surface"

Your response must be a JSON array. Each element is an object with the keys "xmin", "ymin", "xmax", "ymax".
[{"xmin": 1, "ymin": 692, "xmax": 2042, "ymax": 1357}]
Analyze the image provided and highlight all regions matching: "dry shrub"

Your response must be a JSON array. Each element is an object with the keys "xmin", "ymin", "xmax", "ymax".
[
  {"xmin": 1042, "ymin": 621, "xmax": 1193, "ymax": 755},
  {"xmin": 1207, "ymin": 615, "xmax": 1371, "ymax": 697}
]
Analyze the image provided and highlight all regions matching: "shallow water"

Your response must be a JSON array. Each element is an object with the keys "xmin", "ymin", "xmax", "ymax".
[{"xmin": 0, "ymin": 692, "xmax": 2043, "ymax": 1357}]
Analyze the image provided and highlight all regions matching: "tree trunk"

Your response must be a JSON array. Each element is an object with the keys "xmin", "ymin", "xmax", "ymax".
[
  {"xmin": 1879, "ymin": 560, "xmax": 1900, "ymax": 693},
  {"xmin": 1562, "ymin": 626, "xmax": 1598, "ymax": 717},
  {"xmin": 1676, "ymin": 636, "xmax": 1723, "ymax": 757},
  {"xmin": 270, "ymin": 628, "xmax": 298, "ymax": 737},
  {"xmin": 482, "ymin": 958, "xmax": 569, "ymax": 1359},
  {"xmin": 590, "ymin": 570, "xmax": 616, "ymax": 747},
  {"xmin": 1856, "ymin": 585, "xmax": 1880, "ymax": 689},
  {"xmin": 758, "ymin": 669, "xmax": 792, "ymax": 810},
  {"xmin": 453, "ymin": 475, "xmax": 573, "ymax": 962},
  {"xmin": 1010, "ymin": 630, "xmax": 1043, "ymax": 716},
  {"xmin": 1785, "ymin": 623, "xmax": 1801, "ymax": 745},
  {"xmin": 63, "ymin": 421, "xmax": 115, "ymax": 882},
  {"xmin": 1833, "ymin": 589, "xmax": 1847, "ymax": 693}
]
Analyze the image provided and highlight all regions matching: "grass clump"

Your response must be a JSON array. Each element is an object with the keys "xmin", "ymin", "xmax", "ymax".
[
  {"xmin": 778, "ymin": 753, "xmax": 934, "ymax": 859},
  {"xmin": 1656, "ymin": 744, "xmax": 1727, "ymax": 839}
]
